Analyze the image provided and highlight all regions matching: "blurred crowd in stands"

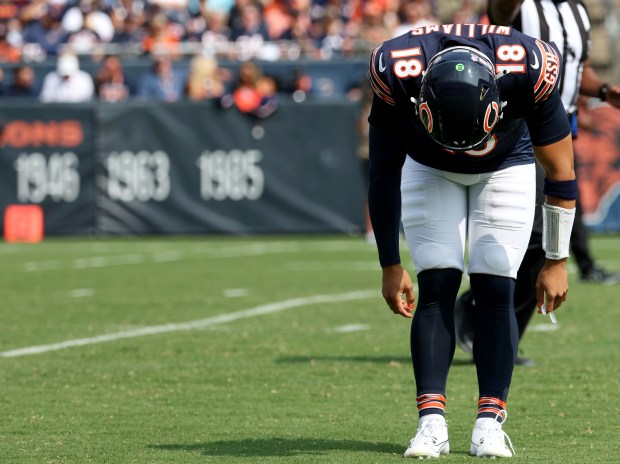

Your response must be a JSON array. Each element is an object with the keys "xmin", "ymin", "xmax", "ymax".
[{"xmin": 0, "ymin": 0, "xmax": 486, "ymax": 109}]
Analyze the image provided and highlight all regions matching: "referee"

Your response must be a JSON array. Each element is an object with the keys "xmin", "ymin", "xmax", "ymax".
[{"xmin": 455, "ymin": 0, "xmax": 620, "ymax": 365}]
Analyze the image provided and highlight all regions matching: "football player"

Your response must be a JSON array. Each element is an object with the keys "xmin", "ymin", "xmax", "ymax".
[{"xmin": 367, "ymin": 24, "xmax": 577, "ymax": 458}]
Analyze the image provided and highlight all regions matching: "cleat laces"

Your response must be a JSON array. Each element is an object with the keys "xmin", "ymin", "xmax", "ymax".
[
  {"xmin": 480, "ymin": 410, "xmax": 515, "ymax": 456},
  {"xmin": 410, "ymin": 417, "xmax": 445, "ymax": 447}
]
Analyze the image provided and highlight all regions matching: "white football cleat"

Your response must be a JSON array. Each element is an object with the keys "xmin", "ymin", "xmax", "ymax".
[
  {"xmin": 470, "ymin": 411, "xmax": 515, "ymax": 458},
  {"xmin": 404, "ymin": 414, "xmax": 449, "ymax": 459}
]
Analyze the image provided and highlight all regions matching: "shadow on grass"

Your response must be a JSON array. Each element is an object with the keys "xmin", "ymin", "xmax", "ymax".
[
  {"xmin": 150, "ymin": 437, "xmax": 403, "ymax": 457},
  {"xmin": 276, "ymin": 355, "xmax": 474, "ymax": 367}
]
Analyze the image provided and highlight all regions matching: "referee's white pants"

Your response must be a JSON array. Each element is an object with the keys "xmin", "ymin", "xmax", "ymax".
[{"xmin": 400, "ymin": 158, "xmax": 536, "ymax": 278}]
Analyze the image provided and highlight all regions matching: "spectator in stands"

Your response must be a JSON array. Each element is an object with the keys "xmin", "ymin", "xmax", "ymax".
[
  {"xmin": 137, "ymin": 55, "xmax": 185, "ymax": 101},
  {"xmin": 4, "ymin": 17, "xmax": 25, "ymax": 53},
  {"xmin": 105, "ymin": 0, "xmax": 145, "ymax": 23},
  {"xmin": 0, "ymin": 0, "xmax": 19, "ymax": 24},
  {"xmin": 392, "ymin": 0, "xmax": 437, "ymax": 38},
  {"xmin": 21, "ymin": 2, "xmax": 67, "ymax": 56},
  {"xmin": 204, "ymin": 0, "xmax": 235, "ymax": 16},
  {"xmin": 95, "ymin": 54, "xmax": 130, "ymax": 102},
  {"xmin": 227, "ymin": 0, "xmax": 255, "ymax": 36},
  {"xmin": 62, "ymin": 0, "xmax": 115, "ymax": 43},
  {"xmin": 262, "ymin": 0, "xmax": 294, "ymax": 41},
  {"xmin": 184, "ymin": 55, "xmax": 227, "ymax": 100},
  {"xmin": 347, "ymin": 0, "xmax": 395, "ymax": 56},
  {"xmin": 287, "ymin": 1, "xmax": 319, "ymax": 57},
  {"xmin": 233, "ymin": 2, "xmax": 270, "ymax": 41},
  {"xmin": 4, "ymin": 65, "xmax": 37, "ymax": 98},
  {"xmin": 183, "ymin": 9, "xmax": 208, "ymax": 42},
  {"xmin": 149, "ymin": 0, "xmax": 194, "ymax": 26},
  {"xmin": 111, "ymin": 14, "xmax": 145, "ymax": 45},
  {"xmin": 278, "ymin": 67, "xmax": 313, "ymax": 102},
  {"xmin": 221, "ymin": 61, "xmax": 278, "ymax": 117},
  {"xmin": 306, "ymin": 9, "xmax": 345, "ymax": 59},
  {"xmin": 0, "ymin": 21, "xmax": 21, "ymax": 63},
  {"xmin": 142, "ymin": 12, "xmax": 181, "ymax": 55},
  {"xmin": 64, "ymin": 16, "xmax": 103, "ymax": 55},
  {"xmin": 451, "ymin": 0, "xmax": 482, "ymax": 24},
  {"xmin": 201, "ymin": 10, "xmax": 231, "ymax": 56},
  {"xmin": 40, "ymin": 53, "xmax": 95, "ymax": 102},
  {"xmin": 254, "ymin": 74, "xmax": 279, "ymax": 117},
  {"xmin": 221, "ymin": 61, "xmax": 261, "ymax": 112},
  {"xmin": 230, "ymin": 2, "xmax": 270, "ymax": 58},
  {"xmin": 18, "ymin": 0, "xmax": 49, "ymax": 24}
]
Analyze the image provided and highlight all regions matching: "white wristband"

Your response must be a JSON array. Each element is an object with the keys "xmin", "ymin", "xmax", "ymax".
[{"xmin": 542, "ymin": 203, "xmax": 576, "ymax": 260}]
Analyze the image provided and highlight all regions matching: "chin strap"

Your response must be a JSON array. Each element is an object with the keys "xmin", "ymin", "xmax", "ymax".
[
  {"xmin": 494, "ymin": 69, "xmax": 510, "ymax": 119},
  {"xmin": 499, "ymin": 100, "xmax": 508, "ymax": 120},
  {"xmin": 410, "ymin": 97, "xmax": 419, "ymax": 116}
]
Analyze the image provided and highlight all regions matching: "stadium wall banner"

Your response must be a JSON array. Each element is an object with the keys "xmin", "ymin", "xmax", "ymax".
[
  {"xmin": 0, "ymin": 101, "xmax": 366, "ymax": 236},
  {"xmin": 96, "ymin": 100, "xmax": 366, "ymax": 235},
  {"xmin": 0, "ymin": 105, "xmax": 97, "ymax": 235}
]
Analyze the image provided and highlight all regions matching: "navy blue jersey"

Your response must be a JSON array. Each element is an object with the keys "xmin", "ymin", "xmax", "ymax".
[{"xmin": 368, "ymin": 24, "xmax": 571, "ymax": 174}]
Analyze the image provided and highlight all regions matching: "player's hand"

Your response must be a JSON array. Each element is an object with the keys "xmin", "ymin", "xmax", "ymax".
[
  {"xmin": 605, "ymin": 83, "xmax": 620, "ymax": 109},
  {"xmin": 381, "ymin": 264, "xmax": 415, "ymax": 318},
  {"xmin": 535, "ymin": 258, "xmax": 569, "ymax": 314}
]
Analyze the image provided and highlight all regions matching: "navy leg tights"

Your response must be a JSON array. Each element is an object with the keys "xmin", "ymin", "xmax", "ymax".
[
  {"xmin": 411, "ymin": 268, "xmax": 462, "ymax": 406},
  {"xmin": 470, "ymin": 273, "xmax": 519, "ymax": 404}
]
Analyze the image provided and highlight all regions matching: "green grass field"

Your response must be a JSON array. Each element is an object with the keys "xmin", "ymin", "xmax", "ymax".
[{"xmin": 1, "ymin": 235, "xmax": 619, "ymax": 463}]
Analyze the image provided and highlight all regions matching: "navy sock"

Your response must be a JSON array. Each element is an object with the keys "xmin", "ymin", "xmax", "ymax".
[
  {"xmin": 417, "ymin": 393, "xmax": 447, "ymax": 417},
  {"xmin": 477, "ymin": 396, "xmax": 507, "ymax": 422}
]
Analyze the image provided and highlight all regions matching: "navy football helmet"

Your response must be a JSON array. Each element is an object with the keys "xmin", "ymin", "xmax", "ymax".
[{"xmin": 416, "ymin": 46, "xmax": 501, "ymax": 151}]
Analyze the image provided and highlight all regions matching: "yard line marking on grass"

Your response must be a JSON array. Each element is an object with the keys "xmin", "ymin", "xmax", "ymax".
[
  {"xmin": 70, "ymin": 289, "xmax": 95, "ymax": 298},
  {"xmin": 528, "ymin": 323, "xmax": 561, "ymax": 332},
  {"xmin": 21, "ymin": 243, "xmax": 301, "ymax": 272},
  {"xmin": 286, "ymin": 261, "xmax": 379, "ymax": 272},
  {"xmin": 223, "ymin": 288, "xmax": 249, "ymax": 298},
  {"xmin": 330, "ymin": 324, "xmax": 371, "ymax": 333},
  {"xmin": 194, "ymin": 242, "xmax": 301, "ymax": 257},
  {"xmin": 23, "ymin": 261, "xmax": 63, "ymax": 272},
  {"xmin": 74, "ymin": 254, "xmax": 145, "ymax": 268},
  {"xmin": 152, "ymin": 250, "xmax": 184, "ymax": 262},
  {"xmin": 0, "ymin": 290, "xmax": 377, "ymax": 358},
  {"xmin": 24, "ymin": 254, "xmax": 148, "ymax": 272},
  {"xmin": 17, "ymin": 241, "xmax": 382, "ymax": 273}
]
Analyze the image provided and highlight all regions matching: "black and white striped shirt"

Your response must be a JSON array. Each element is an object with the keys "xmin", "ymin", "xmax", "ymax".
[{"xmin": 512, "ymin": 0, "xmax": 591, "ymax": 114}]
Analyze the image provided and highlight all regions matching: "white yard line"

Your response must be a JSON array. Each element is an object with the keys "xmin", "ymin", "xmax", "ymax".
[
  {"xmin": 286, "ymin": 261, "xmax": 379, "ymax": 272},
  {"xmin": 0, "ymin": 290, "xmax": 377, "ymax": 358},
  {"xmin": 69, "ymin": 289, "xmax": 95, "ymax": 298},
  {"xmin": 329, "ymin": 324, "xmax": 371, "ymax": 333},
  {"xmin": 17, "ymin": 240, "xmax": 381, "ymax": 273},
  {"xmin": 223, "ymin": 288, "xmax": 249, "ymax": 298},
  {"xmin": 21, "ymin": 243, "xmax": 300, "ymax": 272},
  {"xmin": 528, "ymin": 323, "xmax": 561, "ymax": 332}
]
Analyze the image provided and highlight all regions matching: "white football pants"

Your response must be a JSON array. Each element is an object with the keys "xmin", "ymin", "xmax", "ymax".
[{"xmin": 401, "ymin": 158, "xmax": 536, "ymax": 278}]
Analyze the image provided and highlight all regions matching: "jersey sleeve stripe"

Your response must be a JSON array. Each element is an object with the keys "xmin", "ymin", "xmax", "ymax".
[
  {"xmin": 532, "ymin": 41, "xmax": 548, "ymax": 95},
  {"xmin": 370, "ymin": 45, "xmax": 392, "ymax": 96},
  {"xmin": 369, "ymin": 77, "xmax": 396, "ymax": 105},
  {"xmin": 535, "ymin": 82, "xmax": 553, "ymax": 103},
  {"xmin": 533, "ymin": 40, "xmax": 560, "ymax": 103}
]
